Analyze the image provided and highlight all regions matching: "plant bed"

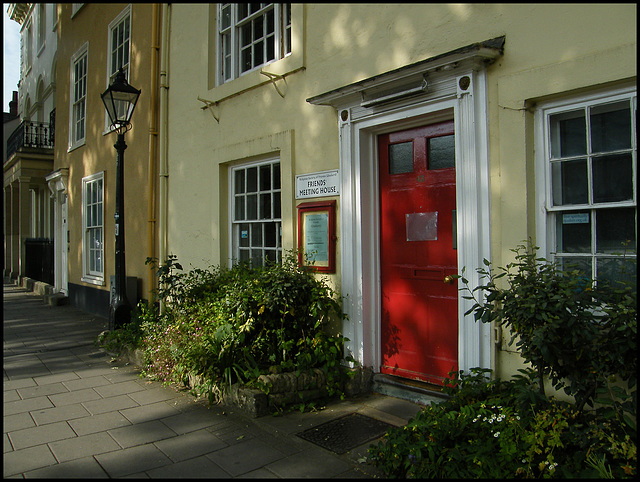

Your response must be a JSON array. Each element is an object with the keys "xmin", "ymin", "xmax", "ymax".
[{"xmin": 98, "ymin": 253, "xmax": 367, "ymax": 416}]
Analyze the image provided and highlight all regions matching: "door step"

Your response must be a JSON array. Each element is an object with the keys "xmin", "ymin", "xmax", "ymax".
[{"xmin": 372, "ymin": 373, "xmax": 450, "ymax": 406}]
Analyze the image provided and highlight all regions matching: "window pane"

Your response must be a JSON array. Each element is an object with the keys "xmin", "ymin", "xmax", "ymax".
[
  {"xmin": 389, "ymin": 142, "xmax": 413, "ymax": 174},
  {"xmin": 238, "ymin": 4, "xmax": 248, "ymax": 21},
  {"xmin": 550, "ymin": 110, "xmax": 587, "ymax": 158},
  {"xmin": 273, "ymin": 163, "xmax": 281, "ymax": 189},
  {"xmin": 221, "ymin": 4, "xmax": 231, "ymax": 30},
  {"xmin": 251, "ymin": 224, "xmax": 262, "ymax": 246},
  {"xmin": 260, "ymin": 164, "xmax": 271, "ymax": 190},
  {"xmin": 235, "ymin": 169, "xmax": 245, "ymax": 194},
  {"xmin": 596, "ymin": 208, "xmax": 636, "ymax": 254},
  {"xmin": 273, "ymin": 192, "xmax": 281, "ymax": 218},
  {"xmin": 590, "ymin": 101, "xmax": 631, "ymax": 153},
  {"xmin": 267, "ymin": 35, "xmax": 275, "ymax": 62},
  {"xmin": 255, "ymin": 40, "xmax": 264, "ymax": 65},
  {"xmin": 556, "ymin": 211, "xmax": 591, "ymax": 253},
  {"xmin": 265, "ymin": 223, "xmax": 276, "ymax": 247},
  {"xmin": 551, "ymin": 159, "xmax": 588, "ymax": 205},
  {"xmin": 254, "ymin": 16, "xmax": 263, "ymax": 39},
  {"xmin": 428, "ymin": 135, "xmax": 455, "ymax": 170},
  {"xmin": 239, "ymin": 223, "xmax": 249, "ymax": 247},
  {"xmin": 241, "ymin": 47, "xmax": 252, "ymax": 72},
  {"xmin": 557, "ymin": 256, "xmax": 592, "ymax": 279},
  {"xmin": 247, "ymin": 194, "xmax": 257, "ymax": 220},
  {"xmin": 235, "ymin": 196, "xmax": 245, "ymax": 221},
  {"xmin": 247, "ymin": 167, "xmax": 258, "ymax": 192},
  {"xmin": 597, "ymin": 257, "xmax": 637, "ymax": 286},
  {"xmin": 252, "ymin": 249, "xmax": 263, "ymax": 266},
  {"xmin": 592, "ymin": 154, "xmax": 634, "ymax": 203},
  {"xmin": 260, "ymin": 193, "xmax": 271, "ymax": 219}
]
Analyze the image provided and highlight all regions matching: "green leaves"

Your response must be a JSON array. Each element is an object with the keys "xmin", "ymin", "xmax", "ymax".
[
  {"xmin": 369, "ymin": 369, "xmax": 637, "ymax": 478},
  {"xmin": 459, "ymin": 240, "xmax": 636, "ymax": 414},
  {"xmin": 138, "ymin": 251, "xmax": 352, "ymax": 407}
]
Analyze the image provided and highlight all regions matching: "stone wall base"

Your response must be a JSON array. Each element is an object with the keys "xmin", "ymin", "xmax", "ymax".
[{"xmin": 115, "ymin": 345, "xmax": 374, "ymax": 418}]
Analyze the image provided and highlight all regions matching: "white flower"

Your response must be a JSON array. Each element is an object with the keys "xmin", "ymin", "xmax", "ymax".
[{"xmin": 494, "ymin": 432, "xmax": 500, "ymax": 437}]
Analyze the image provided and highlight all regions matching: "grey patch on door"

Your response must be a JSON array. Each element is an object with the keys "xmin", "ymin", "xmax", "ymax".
[{"xmin": 406, "ymin": 212, "xmax": 437, "ymax": 241}]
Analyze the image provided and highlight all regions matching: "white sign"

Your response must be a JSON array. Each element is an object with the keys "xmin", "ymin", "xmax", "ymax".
[{"xmin": 295, "ymin": 169, "xmax": 340, "ymax": 199}]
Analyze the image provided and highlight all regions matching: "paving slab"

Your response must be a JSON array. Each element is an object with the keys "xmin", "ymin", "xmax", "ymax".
[
  {"xmin": 8, "ymin": 420, "xmax": 77, "ymax": 450},
  {"xmin": 67, "ymin": 411, "xmax": 133, "ymax": 436},
  {"xmin": 107, "ymin": 419, "xmax": 178, "ymax": 448},
  {"xmin": 48, "ymin": 431, "xmax": 122, "ymax": 463},
  {"xmin": 22, "ymin": 455, "xmax": 110, "ymax": 478},
  {"xmin": 94, "ymin": 443, "xmax": 173, "ymax": 478},
  {"xmin": 153, "ymin": 428, "xmax": 228, "ymax": 462}
]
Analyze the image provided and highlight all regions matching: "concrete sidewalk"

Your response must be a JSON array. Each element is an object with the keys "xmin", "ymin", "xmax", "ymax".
[{"xmin": 3, "ymin": 278, "xmax": 424, "ymax": 478}]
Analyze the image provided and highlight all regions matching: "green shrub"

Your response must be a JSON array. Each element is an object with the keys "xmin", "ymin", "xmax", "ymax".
[
  {"xmin": 139, "ymin": 252, "xmax": 353, "ymax": 402},
  {"xmin": 461, "ymin": 241, "xmax": 636, "ymax": 413},
  {"xmin": 368, "ymin": 369, "xmax": 637, "ymax": 478}
]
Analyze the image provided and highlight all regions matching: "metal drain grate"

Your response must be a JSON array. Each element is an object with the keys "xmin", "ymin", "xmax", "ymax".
[{"xmin": 296, "ymin": 413, "xmax": 394, "ymax": 454}]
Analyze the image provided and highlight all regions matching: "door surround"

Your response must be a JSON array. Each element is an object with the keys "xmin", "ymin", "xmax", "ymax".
[
  {"xmin": 46, "ymin": 168, "xmax": 69, "ymax": 295},
  {"xmin": 307, "ymin": 37, "xmax": 504, "ymax": 377}
]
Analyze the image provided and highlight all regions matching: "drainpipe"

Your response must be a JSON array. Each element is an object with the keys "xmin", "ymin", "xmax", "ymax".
[
  {"xmin": 158, "ymin": 3, "xmax": 170, "ymax": 310},
  {"xmin": 147, "ymin": 4, "xmax": 160, "ymax": 300}
]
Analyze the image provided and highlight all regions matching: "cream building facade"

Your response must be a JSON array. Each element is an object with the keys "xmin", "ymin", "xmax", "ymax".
[{"xmin": 161, "ymin": 4, "xmax": 637, "ymax": 387}]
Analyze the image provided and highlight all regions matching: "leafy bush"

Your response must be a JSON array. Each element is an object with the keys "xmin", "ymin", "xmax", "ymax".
[
  {"xmin": 139, "ymin": 252, "xmax": 353, "ymax": 402},
  {"xmin": 368, "ymin": 368, "xmax": 637, "ymax": 478},
  {"xmin": 461, "ymin": 241, "xmax": 636, "ymax": 413}
]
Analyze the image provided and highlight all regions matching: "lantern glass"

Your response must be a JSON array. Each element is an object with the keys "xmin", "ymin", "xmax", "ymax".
[{"xmin": 101, "ymin": 69, "xmax": 141, "ymax": 128}]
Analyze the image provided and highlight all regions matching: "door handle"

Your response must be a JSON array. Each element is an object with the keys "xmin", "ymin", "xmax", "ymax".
[{"xmin": 443, "ymin": 275, "xmax": 455, "ymax": 285}]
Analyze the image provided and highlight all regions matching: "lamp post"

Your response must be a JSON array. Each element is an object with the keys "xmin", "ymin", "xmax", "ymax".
[{"xmin": 101, "ymin": 68, "xmax": 141, "ymax": 329}]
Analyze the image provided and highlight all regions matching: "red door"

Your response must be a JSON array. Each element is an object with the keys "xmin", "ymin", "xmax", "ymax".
[{"xmin": 379, "ymin": 121, "xmax": 458, "ymax": 385}]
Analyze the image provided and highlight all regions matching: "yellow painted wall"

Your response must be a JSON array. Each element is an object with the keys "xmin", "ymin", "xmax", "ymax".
[
  {"xmin": 54, "ymin": 3, "xmax": 157, "ymax": 301},
  {"xmin": 165, "ymin": 4, "xmax": 636, "ymax": 376}
]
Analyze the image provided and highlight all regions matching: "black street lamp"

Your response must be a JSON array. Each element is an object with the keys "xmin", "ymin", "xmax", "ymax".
[{"xmin": 101, "ymin": 68, "xmax": 141, "ymax": 329}]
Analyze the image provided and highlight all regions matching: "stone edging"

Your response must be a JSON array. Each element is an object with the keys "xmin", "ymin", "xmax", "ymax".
[{"xmin": 113, "ymin": 346, "xmax": 372, "ymax": 417}]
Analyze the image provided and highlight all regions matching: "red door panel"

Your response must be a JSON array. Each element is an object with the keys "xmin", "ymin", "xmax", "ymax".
[{"xmin": 379, "ymin": 121, "xmax": 458, "ymax": 385}]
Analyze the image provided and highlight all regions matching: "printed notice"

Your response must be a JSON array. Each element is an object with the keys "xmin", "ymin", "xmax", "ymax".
[
  {"xmin": 304, "ymin": 212, "xmax": 329, "ymax": 263},
  {"xmin": 563, "ymin": 213, "xmax": 590, "ymax": 224}
]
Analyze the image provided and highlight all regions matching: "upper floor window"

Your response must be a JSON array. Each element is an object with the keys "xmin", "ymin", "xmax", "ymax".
[
  {"xmin": 537, "ymin": 87, "xmax": 637, "ymax": 287},
  {"xmin": 105, "ymin": 6, "xmax": 131, "ymax": 130},
  {"xmin": 70, "ymin": 43, "xmax": 88, "ymax": 149},
  {"xmin": 218, "ymin": 3, "xmax": 291, "ymax": 84},
  {"xmin": 37, "ymin": 4, "xmax": 46, "ymax": 52},
  {"xmin": 108, "ymin": 6, "xmax": 131, "ymax": 82},
  {"xmin": 24, "ymin": 20, "xmax": 33, "ymax": 72}
]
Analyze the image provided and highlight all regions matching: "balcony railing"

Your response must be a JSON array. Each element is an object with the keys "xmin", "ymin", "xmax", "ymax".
[{"xmin": 6, "ymin": 120, "xmax": 55, "ymax": 161}]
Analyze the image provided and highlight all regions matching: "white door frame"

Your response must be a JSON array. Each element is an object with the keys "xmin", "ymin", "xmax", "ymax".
[
  {"xmin": 46, "ymin": 168, "xmax": 69, "ymax": 295},
  {"xmin": 307, "ymin": 42, "xmax": 502, "ymax": 376}
]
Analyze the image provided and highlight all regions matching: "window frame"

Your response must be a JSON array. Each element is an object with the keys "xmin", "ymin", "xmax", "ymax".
[
  {"xmin": 69, "ymin": 42, "xmax": 88, "ymax": 151},
  {"xmin": 81, "ymin": 171, "xmax": 105, "ymax": 285},
  {"xmin": 37, "ymin": 3, "xmax": 46, "ymax": 55},
  {"xmin": 217, "ymin": 3, "xmax": 291, "ymax": 85},
  {"xmin": 535, "ymin": 85, "xmax": 637, "ymax": 285},
  {"xmin": 104, "ymin": 5, "xmax": 132, "ymax": 133},
  {"xmin": 229, "ymin": 158, "xmax": 282, "ymax": 267}
]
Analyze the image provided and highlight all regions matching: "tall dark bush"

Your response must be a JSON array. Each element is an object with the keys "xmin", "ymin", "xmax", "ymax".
[{"xmin": 461, "ymin": 242, "xmax": 636, "ymax": 413}]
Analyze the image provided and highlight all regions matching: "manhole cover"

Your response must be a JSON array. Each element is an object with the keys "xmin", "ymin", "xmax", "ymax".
[{"xmin": 296, "ymin": 413, "xmax": 394, "ymax": 454}]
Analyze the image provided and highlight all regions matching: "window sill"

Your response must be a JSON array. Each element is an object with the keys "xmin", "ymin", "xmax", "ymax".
[
  {"xmin": 68, "ymin": 139, "xmax": 86, "ymax": 153},
  {"xmin": 81, "ymin": 275, "xmax": 104, "ymax": 286}
]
